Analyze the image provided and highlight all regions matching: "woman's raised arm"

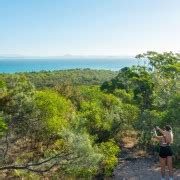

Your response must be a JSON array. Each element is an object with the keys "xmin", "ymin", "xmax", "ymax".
[{"xmin": 156, "ymin": 126, "xmax": 166, "ymax": 136}]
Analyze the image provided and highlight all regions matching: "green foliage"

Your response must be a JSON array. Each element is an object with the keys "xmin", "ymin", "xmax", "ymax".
[
  {"xmin": 23, "ymin": 69, "xmax": 118, "ymax": 88},
  {"xmin": 0, "ymin": 79, "xmax": 6, "ymax": 89},
  {"xmin": 35, "ymin": 90, "xmax": 74, "ymax": 135},
  {"xmin": 76, "ymin": 86, "xmax": 139, "ymax": 142},
  {"xmin": 98, "ymin": 140, "xmax": 120, "ymax": 176},
  {"xmin": 136, "ymin": 51, "xmax": 179, "ymax": 71},
  {"xmin": 113, "ymin": 89, "xmax": 133, "ymax": 104},
  {"xmin": 134, "ymin": 51, "xmax": 180, "ymax": 153},
  {"xmin": 0, "ymin": 79, "xmax": 7, "ymax": 99},
  {"xmin": 131, "ymin": 69, "xmax": 154, "ymax": 110},
  {"xmin": 163, "ymin": 94, "xmax": 180, "ymax": 125},
  {"xmin": 100, "ymin": 51, "xmax": 179, "ymax": 155},
  {"xmin": 163, "ymin": 94, "xmax": 180, "ymax": 158},
  {"xmin": 136, "ymin": 51, "xmax": 179, "ymax": 110},
  {"xmin": 0, "ymin": 75, "xmax": 36, "ymax": 136},
  {"xmin": 101, "ymin": 66, "xmax": 154, "ymax": 110},
  {"xmin": 12, "ymin": 170, "xmax": 41, "ymax": 179},
  {"xmin": 0, "ymin": 116, "xmax": 7, "ymax": 137},
  {"xmin": 0, "ymin": 54, "xmax": 179, "ymax": 178},
  {"xmin": 46, "ymin": 129, "xmax": 103, "ymax": 177},
  {"xmin": 137, "ymin": 110, "xmax": 164, "ymax": 150},
  {"xmin": 171, "ymin": 127, "xmax": 180, "ymax": 159}
]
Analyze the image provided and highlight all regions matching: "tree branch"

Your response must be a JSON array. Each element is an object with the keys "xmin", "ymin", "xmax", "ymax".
[{"xmin": 0, "ymin": 152, "xmax": 71, "ymax": 171}]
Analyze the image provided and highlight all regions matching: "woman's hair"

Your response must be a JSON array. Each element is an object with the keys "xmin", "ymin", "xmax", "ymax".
[{"xmin": 165, "ymin": 125, "xmax": 172, "ymax": 132}]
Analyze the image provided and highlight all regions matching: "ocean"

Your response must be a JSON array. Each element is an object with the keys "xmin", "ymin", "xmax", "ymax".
[{"xmin": 0, "ymin": 58, "xmax": 139, "ymax": 73}]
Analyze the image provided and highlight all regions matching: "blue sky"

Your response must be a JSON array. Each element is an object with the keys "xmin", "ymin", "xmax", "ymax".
[{"xmin": 0, "ymin": 0, "xmax": 180, "ymax": 56}]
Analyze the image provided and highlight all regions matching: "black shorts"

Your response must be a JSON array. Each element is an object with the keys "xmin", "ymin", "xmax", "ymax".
[{"xmin": 159, "ymin": 146, "xmax": 173, "ymax": 158}]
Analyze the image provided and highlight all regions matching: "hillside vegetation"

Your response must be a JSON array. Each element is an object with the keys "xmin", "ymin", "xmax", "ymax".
[{"xmin": 0, "ymin": 52, "xmax": 179, "ymax": 178}]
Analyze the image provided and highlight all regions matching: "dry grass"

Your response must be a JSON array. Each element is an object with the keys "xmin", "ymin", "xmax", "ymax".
[
  {"xmin": 121, "ymin": 130, "xmax": 139, "ymax": 148},
  {"xmin": 134, "ymin": 150, "xmax": 148, "ymax": 157}
]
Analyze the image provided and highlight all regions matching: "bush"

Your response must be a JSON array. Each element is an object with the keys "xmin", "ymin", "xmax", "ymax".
[{"xmin": 98, "ymin": 140, "xmax": 120, "ymax": 176}]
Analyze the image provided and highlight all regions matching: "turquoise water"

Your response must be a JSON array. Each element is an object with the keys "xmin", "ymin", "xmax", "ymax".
[{"xmin": 0, "ymin": 58, "xmax": 138, "ymax": 73}]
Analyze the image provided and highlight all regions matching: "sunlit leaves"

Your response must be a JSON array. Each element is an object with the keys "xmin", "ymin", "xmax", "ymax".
[{"xmin": 35, "ymin": 90, "xmax": 74, "ymax": 135}]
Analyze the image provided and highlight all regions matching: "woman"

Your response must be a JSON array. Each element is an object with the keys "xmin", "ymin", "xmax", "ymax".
[{"xmin": 153, "ymin": 125, "xmax": 174, "ymax": 180}]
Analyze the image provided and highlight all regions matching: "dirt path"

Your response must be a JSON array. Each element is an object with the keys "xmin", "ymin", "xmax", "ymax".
[{"xmin": 112, "ymin": 148, "xmax": 180, "ymax": 180}]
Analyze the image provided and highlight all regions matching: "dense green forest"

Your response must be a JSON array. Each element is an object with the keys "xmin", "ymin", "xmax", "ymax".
[{"xmin": 0, "ymin": 52, "xmax": 179, "ymax": 178}]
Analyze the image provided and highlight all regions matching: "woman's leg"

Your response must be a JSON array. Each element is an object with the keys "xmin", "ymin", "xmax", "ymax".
[
  {"xmin": 167, "ymin": 156, "xmax": 173, "ymax": 179},
  {"xmin": 160, "ymin": 157, "xmax": 166, "ymax": 179}
]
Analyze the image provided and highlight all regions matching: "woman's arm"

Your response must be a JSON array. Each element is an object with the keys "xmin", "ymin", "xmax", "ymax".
[
  {"xmin": 156, "ymin": 126, "xmax": 166, "ymax": 136},
  {"xmin": 152, "ymin": 129, "xmax": 163, "ymax": 141}
]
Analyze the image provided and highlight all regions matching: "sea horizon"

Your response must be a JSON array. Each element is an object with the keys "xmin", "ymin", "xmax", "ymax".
[{"xmin": 0, "ymin": 58, "xmax": 139, "ymax": 73}]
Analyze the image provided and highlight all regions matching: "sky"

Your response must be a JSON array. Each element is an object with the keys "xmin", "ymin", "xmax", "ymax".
[{"xmin": 0, "ymin": 0, "xmax": 180, "ymax": 56}]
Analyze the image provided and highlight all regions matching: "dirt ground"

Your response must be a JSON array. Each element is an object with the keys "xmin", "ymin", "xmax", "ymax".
[{"xmin": 112, "ymin": 148, "xmax": 180, "ymax": 180}]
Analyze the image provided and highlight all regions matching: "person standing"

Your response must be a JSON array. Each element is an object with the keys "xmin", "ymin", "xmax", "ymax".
[{"xmin": 153, "ymin": 125, "xmax": 174, "ymax": 180}]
